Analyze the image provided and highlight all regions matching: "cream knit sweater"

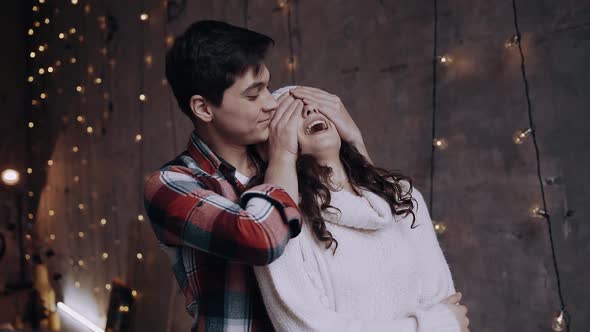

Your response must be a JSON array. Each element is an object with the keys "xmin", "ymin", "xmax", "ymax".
[{"xmin": 254, "ymin": 185, "xmax": 460, "ymax": 332}]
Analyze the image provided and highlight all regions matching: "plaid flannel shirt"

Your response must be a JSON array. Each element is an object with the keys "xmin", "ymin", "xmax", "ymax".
[{"xmin": 144, "ymin": 131, "xmax": 302, "ymax": 332}]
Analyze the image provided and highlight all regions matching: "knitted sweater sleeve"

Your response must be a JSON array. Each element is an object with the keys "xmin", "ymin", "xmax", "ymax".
[
  {"xmin": 405, "ymin": 188, "xmax": 461, "ymax": 332},
  {"xmin": 254, "ymin": 235, "xmax": 418, "ymax": 332}
]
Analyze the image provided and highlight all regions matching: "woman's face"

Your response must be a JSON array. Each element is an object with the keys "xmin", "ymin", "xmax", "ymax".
[{"xmin": 297, "ymin": 104, "xmax": 341, "ymax": 157}]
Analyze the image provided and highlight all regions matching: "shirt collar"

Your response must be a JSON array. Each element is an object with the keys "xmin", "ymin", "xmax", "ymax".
[{"xmin": 186, "ymin": 130, "xmax": 264, "ymax": 179}]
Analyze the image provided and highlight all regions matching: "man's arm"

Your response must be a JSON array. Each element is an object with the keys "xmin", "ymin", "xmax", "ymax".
[{"xmin": 144, "ymin": 166, "xmax": 301, "ymax": 266}]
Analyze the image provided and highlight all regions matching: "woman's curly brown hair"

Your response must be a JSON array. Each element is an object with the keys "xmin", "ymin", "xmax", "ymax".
[{"xmin": 247, "ymin": 140, "xmax": 417, "ymax": 254}]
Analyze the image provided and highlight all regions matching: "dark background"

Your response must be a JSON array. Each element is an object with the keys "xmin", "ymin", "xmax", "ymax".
[{"xmin": 0, "ymin": 0, "xmax": 588, "ymax": 331}]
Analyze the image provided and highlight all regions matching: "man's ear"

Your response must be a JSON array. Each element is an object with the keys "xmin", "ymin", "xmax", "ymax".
[{"xmin": 189, "ymin": 95, "xmax": 213, "ymax": 123}]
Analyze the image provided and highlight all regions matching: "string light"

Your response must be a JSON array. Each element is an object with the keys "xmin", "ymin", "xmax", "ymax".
[
  {"xmin": 76, "ymin": 85, "xmax": 83, "ymax": 93},
  {"xmin": 166, "ymin": 35, "xmax": 174, "ymax": 48},
  {"xmin": 50, "ymin": 234, "xmax": 56, "ymax": 240},
  {"xmin": 529, "ymin": 206, "xmax": 548, "ymax": 219},
  {"xmin": 437, "ymin": 55, "xmax": 453, "ymax": 66},
  {"xmin": 32, "ymin": 99, "xmax": 39, "ymax": 106},
  {"xmin": 77, "ymin": 259, "xmax": 85, "ymax": 267},
  {"xmin": 78, "ymin": 203, "xmax": 85, "ymax": 210},
  {"xmin": 40, "ymin": 93, "xmax": 47, "ymax": 99},
  {"xmin": 69, "ymin": 27, "xmax": 77, "ymax": 34},
  {"xmin": 72, "ymin": 146, "xmax": 79, "ymax": 153},
  {"xmin": 131, "ymin": 290, "xmax": 138, "ymax": 297},
  {"xmin": 144, "ymin": 54, "xmax": 153, "ymax": 66},
  {"xmin": 552, "ymin": 311, "xmax": 567, "ymax": 331},
  {"xmin": 38, "ymin": 45, "xmax": 46, "ymax": 52},
  {"xmin": 71, "ymin": 0, "xmax": 79, "ymax": 5},
  {"xmin": 59, "ymin": 32, "xmax": 65, "ymax": 39},
  {"xmin": 70, "ymin": 57, "xmax": 77, "ymax": 64},
  {"xmin": 86, "ymin": 126, "xmax": 94, "ymax": 134},
  {"xmin": 27, "ymin": 75, "xmax": 34, "ymax": 82},
  {"xmin": 136, "ymin": 253, "xmax": 143, "ymax": 260},
  {"xmin": 137, "ymin": 214, "xmax": 144, "ymax": 221},
  {"xmin": 119, "ymin": 305, "xmax": 130, "ymax": 313},
  {"xmin": 140, "ymin": 13, "xmax": 149, "ymax": 21},
  {"xmin": 73, "ymin": 175, "xmax": 79, "ymax": 183},
  {"xmin": 101, "ymin": 252, "xmax": 109, "ymax": 260},
  {"xmin": 433, "ymin": 220, "xmax": 447, "ymax": 235},
  {"xmin": 78, "ymin": 231, "xmax": 85, "ymax": 238},
  {"xmin": 27, "ymin": 191, "xmax": 34, "ymax": 197},
  {"xmin": 34, "ymin": 21, "xmax": 41, "ymax": 28},
  {"xmin": 139, "ymin": 93, "xmax": 147, "ymax": 102},
  {"xmin": 74, "ymin": 281, "xmax": 81, "ymax": 288},
  {"xmin": 94, "ymin": 77, "xmax": 102, "ymax": 84},
  {"xmin": 28, "ymin": 213, "xmax": 35, "ymax": 220},
  {"xmin": 286, "ymin": 56, "xmax": 297, "ymax": 71},
  {"xmin": 512, "ymin": 128, "xmax": 532, "ymax": 144},
  {"xmin": 28, "ymin": 29, "xmax": 34, "ymax": 36},
  {"xmin": 28, "ymin": 122, "xmax": 35, "ymax": 128},
  {"xmin": 27, "ymin": 168, "xmax": 33, "ymax": 174},
  {"xmin": 30, "ymin": 51, "xmax": 36, "ymax": 58},
  {"xmin": 100, "ymin": 218, "xmax": 107, "ymax": 226},
  {"xmin": 47, "ymin": 160, "xmax": 53, "ymax": 166},
  {"xmin": 25, "ymin": 234, "xmax": 32, "ymax": 240},
  {"xmin": 135, "ymin": 134, "xmax": 142, "ymax": 142},
  {"xmin": 76, "ymin": 115, "xmax": 86, "ymax": 123},
  {"xmin": 32, "ymin": 5, "xmax": 39, "ymax": 12},
  {"xmin": 25, "ymin": 254, "xmax": 31, "ymax": 261},
  {"xmin": 44, "ymin": 18, "xmax": 50, "ymax": 24},
  {"xmin": 432, "ymin": 138, "xmax": 448, "ymax": 150},
  {"xmin": 105, "ymin": 283, "xmax": 112, "ymax": 291}
]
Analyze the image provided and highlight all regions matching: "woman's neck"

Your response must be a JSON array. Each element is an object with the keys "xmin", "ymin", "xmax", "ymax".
[{"xmin": 317, "ymin": 157, "xmax": 361, "ymax": 196}]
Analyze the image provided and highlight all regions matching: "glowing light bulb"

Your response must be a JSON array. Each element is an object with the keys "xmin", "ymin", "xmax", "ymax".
[
  {"xmin": 105, "ymin": 283, "xmax": 112, "ymax": 290},
  {"xmin": 50, "ymin": 234, "xmax": 56, "ymax": 240},
  {"xmin": 49, "ymin": 209, "xmax": 55, "ymax": 216},
  {"xmin": 94, "ymin": 77, "xmax": 102, "ymax": 84},
  {"xmin": 100, "ymin": 218, "xmax": 107, "ymax": 226},
  {"xmin": 136, "ymin": 253, "xmax": 143, "ymax": 260},
  {"xmin": 137, "ymin": 214, "xmax": 144, "ymax": 221},
  {"xmin": 71, "ymin": 0, "xmax": 78, "ymax": 5},
  {"xmin": 131, "ymin": 290, "xmax": 138, "ymax": 297},
  {"xmin": 69, "ymin": 27, "xmax": 77, "ymax": 34},
  {"xmin": 78, "ymin": 203, "xmax": 85, "ymax": 210},
  {"xmin": 86, "ymin": 126, "xmax": 94, "ymax": 134},
  {"xmin": 529, "ymin": 206, "xmax": 548, "ymax": 219},
  {"xmin": 72, "ymin": 146, "xmax": 79, "ymax": 153},
  {"xmin": 438, "ymin": 55, "xmax": 454, "ymax": 66},
  {"xmin": 74, "ymin": 281, "xmax": 80, "ymax": 288},
  {"xmin": 28, "ymin": 29, "xmax": 34, "ymax": 36},
  {"xmin": 101, "ymin": 252, "xmax": 109, "ymax": 260},
  {"xmin": 140, "ymin": 13, "xmax": 149, "ymax": 21},
  {"xmin": 47, "ymin": 160, "xmax": 53, "ymax": 166},
  {"xmin": 286, "ymin": 56, "xmax": 297, "ymax": 71},
  {"xmin": 59, "ymin": 32, "xmax": 65, "ymax": 39},
  {"xmin": 78, "ymin": 231, "xmax": 85, "ymax": 238},
  {"xmin": 433, "ymin": 138, "xmax": 448, "ymax": 150},
  {"xmin": 28, "ymin": 122, "xmax": 34, "ymax": 128},
  {"xmin": 30, "ymin": 51, "xmax": 36, "ymax": 58},
  {"xmin": 47, "ymin": 66, "xmax": 54, "ymax": 73},
  {"xmin": 76, "ymin": 115, "xmax": 85, "ymax": 123},
  {"xmin": 27, "ymin": 168, "xmax": 33, "ymax": 174},
  {"xmin": 135, "ymin": 134, "xmax": 142, "ymax": 142},
  {"xmin": 433, "ymin": 220, "xmax": 447, "ymax": 235},
  {"xmin": 78, "ymin": 259, "xmax": 84, "ymax": 266},
  {"xmin": 1, "ymin": 169, "xmax": 20, "ymax": 186},
  {"xmin": 139, "ymin": 94, "xmax": 147, "ymax": 102},
  {"xmin": 513, "ymin": 128, "xmax": 532, "ymax": 144},
  {"xmin": 44, "ymin": 18, "xmax": 50, "ymax": 24},
  {"xmin": 552, "ymin": 310, "xmax": 567, "ymax": 331}
]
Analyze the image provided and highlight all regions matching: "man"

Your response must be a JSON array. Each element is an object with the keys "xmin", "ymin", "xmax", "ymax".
[{"xmin": 144, "ymin": 20, "xmax": 372, "ymax": 331}]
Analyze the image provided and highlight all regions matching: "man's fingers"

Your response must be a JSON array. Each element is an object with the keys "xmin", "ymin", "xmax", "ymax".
[
  {"xmin": 276, "ymin": 99, "xmax": 302, "ymax": 127},
  {"xmin": 271, "ymin": 96, "xmax": 297, "ymax": 127},
  {"xmin": 290, "ymin": 89, "xmax": 332, "ymax": 106}
]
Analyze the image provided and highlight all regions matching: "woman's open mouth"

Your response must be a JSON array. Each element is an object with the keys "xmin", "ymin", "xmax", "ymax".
[{"xmin": 305, "ymin": 120, "xmax": 329, "ymax": 135}]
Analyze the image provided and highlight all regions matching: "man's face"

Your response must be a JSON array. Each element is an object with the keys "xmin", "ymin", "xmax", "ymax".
[{"xmin": 210, "ymin": 64, "xmax": 277, "ymax": 145}]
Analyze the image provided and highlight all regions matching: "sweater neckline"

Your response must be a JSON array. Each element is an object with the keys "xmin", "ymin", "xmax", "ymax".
[{"xmin": 322, "ymin": 188, "xmax": 394, "ymax": 230}]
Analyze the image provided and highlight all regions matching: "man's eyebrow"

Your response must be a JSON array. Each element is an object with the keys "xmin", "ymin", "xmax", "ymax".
[
  {"xmin": 241, "ymin": 73, "xmax": 272, "ymax": 95},
  {"xmin": 241, "ymin": 82, "xmax": 265, "ymax": 95}
]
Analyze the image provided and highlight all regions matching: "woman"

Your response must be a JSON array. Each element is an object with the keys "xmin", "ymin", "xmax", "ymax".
[{"xmin": 248, "ymin": 86, "xmax": 469, "ymax": 331}]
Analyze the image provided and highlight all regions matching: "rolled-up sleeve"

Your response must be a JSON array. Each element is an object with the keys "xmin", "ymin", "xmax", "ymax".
[{"xmin": 143, "ymin": 168, "xmax": 302, "ymax": 266}]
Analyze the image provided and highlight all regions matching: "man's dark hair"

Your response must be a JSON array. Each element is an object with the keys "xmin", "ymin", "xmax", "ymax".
[{"xmin": 165, "ymin": 20, "xmax": 275, "ymax": 121}]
